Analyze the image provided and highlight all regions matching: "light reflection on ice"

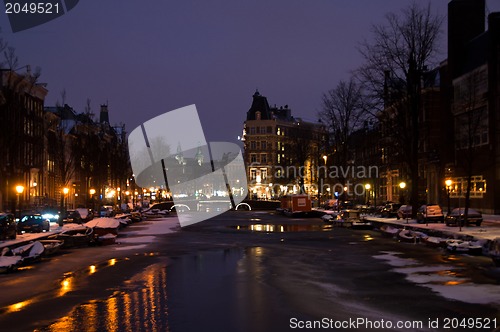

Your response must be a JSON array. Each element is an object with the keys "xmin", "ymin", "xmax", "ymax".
[{"xmin": 373, "ymin": 251, "xmax": 500, "ymax": 305}]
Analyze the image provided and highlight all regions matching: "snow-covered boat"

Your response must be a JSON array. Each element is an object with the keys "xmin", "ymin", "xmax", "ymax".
[
  {"xmin": 422, "ymin": 236, "xmax": 448, "ymax": 248},
  {"xmin": 97, "ymin": 233, "xmax": 117, "ymax": 246},
  {"xmin": 143, "ymin": 208, "xmax": 170, "ymax": 219},
  {"xmin": 379, "ymin": 224, "xmax": 400, "ymax": 238},
  {"xmin": 398, "ymin": 229, "xmax": 427, "ymax": 243},
  {"xmin": 49, "ymin": 226, "xmax": 94, "ymax": 248},
  {"xmin": 0, "ymin": 255, "xmax": 23, "ymax": 273},
  {"xmin": 39, "ymin": 239, "xmax": 64, "ymax": 256},
  {"xmin": 483, "ymin": 237, "xmax": 500, "ymax": 266},
  {"xmin": 84, "ymin": 218, "xmax": 120, "ymax": 236},
  {"xmin": 446, "ymin": 239, "xmax": 483, "ymax": 255},
  {"xmin": 10, "ymin": 241, "xmax": 45, "ymax": 263}
]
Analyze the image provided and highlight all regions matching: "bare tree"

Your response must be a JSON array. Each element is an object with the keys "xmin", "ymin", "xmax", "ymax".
[
  {"xmin": 319, "ymin": 78, "xmax": 370, "ymax": 186},
  {"xmin": 357, "ymin": 2, "xmax": 443, "ymax": 215}
]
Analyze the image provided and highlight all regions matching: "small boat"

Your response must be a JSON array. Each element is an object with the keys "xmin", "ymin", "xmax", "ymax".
[
  {"xmin": 39, "ymin": 239, "xmax": 64, "ymax": 256},
  {"xmin": 143, "ymin": 209, "xmax": 170, "ymax": 219},
  {"xmin": 97, "ymin": 233, "xmax": 117, "ymax": 246},
  {"xmin": 84, "ymin": 218, "xmax": 120, "ymax": 236},
  {"xmin": 379, "ymin": 224, "xmax": 400, "ymax": 238},
  {"xmin": 10, "ymin": 241, "xmax": 45, "ymax": 264},
  {"xmin": 398, "ymin": 229, "xmax": 427, "ymax": 243},
  {"xmin": 423, "ymin": 236, "xmax": 448, "ymax": 248},
  {"xmin": 483, "ymin": 237, "xmax": 500, "ymax": 266},
  {"xmin": 0, "ymin": 255, "xmax": 23, "ymax": 273},
  {"xmin": 446, "ymin": 239, "xmax": 483, "ymax": 255},
  {"xmin": 49, "ymin": 226, "xmax": 94, "ymax": 248}
]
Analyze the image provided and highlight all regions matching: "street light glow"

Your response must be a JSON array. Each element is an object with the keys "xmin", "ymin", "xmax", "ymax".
[
  {"xmin": 399, "ymin": 182, "xmax": 406, "ymax": 189},
  {"xmin": 445, "ymin": 179, "xmax": 452, "ymax": 187},
  {"xmin": 89, "ymin": 188, "xmax": 96, "ymax": 195},
  {"xmin": 15, "ymin": 185, "xmax": 24, "ymax": 194},
  {"xmin": 63, "ymin": 187, "xmax": 69, "ymax": 195},
  {"xmin": 365, "ymin": 184, "xmax": 371, "ymax": 190}
]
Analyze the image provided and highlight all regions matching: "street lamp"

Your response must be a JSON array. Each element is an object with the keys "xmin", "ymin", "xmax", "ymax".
[
  {"xmin": 89, "ymin": 188, "xmax": 96, "ymax": 212},
  {"xmin": 322, "ymin": 155, "xmax": 328, "ymax": 204},
  {"xmin": 15, "ymin": 185, "xmax": 24, "ymax": 221},
  {"xmin": 445, "ymin": 179, "xmax": 452, "ymax": 216},
  {"xmin": 63, "ymin": 187, "xmax": 69, "ymax": 211},
  {"xmin": 364, "ymin": 184, "xmax": 371, "ymax": 205},
  {"xmin": 399, "ymin": 182, "xmax": 406, "ymax": 204}
]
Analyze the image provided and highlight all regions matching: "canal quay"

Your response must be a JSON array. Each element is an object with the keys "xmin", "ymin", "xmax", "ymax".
[{"xmin": 0, "ymin": 210, "xmax": 499, "ymax": 332}]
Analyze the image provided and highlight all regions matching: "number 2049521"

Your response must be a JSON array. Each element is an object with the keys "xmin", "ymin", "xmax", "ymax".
[{"xmin": 5, "ymin": 2, "xmax": 60, "ymax": 14}]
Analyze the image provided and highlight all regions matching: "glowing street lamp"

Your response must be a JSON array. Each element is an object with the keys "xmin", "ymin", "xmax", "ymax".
[
  {"xmin": 364, "ymin": 184, "xmax": 371, "ymax": 205},
  {"xmin": 399, "ymin": 182, "xmax": 406, "ymax": 204},
  {"xmin": 63, "ymin": 187, "xmax": 69, "ymax": 211},
  {"xmin": 15, "ymin": 185, "xmax": 24, "ymax": 220},
  {"xmin": 445, "ymin": 179, "xmax": 452, "ymax": 216}
]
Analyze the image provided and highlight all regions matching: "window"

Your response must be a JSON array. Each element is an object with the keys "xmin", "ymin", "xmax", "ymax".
[
  {"xmin": 261, "ymin": 154, "xmax": 267, "ymax": 163},
  {"xmin": 250, "ymin": 141, "xmax": 256, "ymax": 149},
  {"xmin": 250, "ymin": 127, "xmax": 256, "ymax": 135},
  {"xmin": 455, "ymin": 107, "xmax": 488, "ymax": 149},
  {"xmin": 250, "ymin": 169, "xmax": 257, "ymax": 180},
  {"xmin": 449, "ymin": 176, "xmax": 486, "ymax": 198},
  {"xmin": 250, "ymin": 154, "xmax": 257, "ymax": 163},
  {"xmin": 261, "ymin": 141, "xmax": 267, "ymax": 150},
  {"xmin": 267, "ymin": 126, "xmax": 272, "ymax": 134},
  {"xmin": 260, "ymin": 168, "xmax": 267, "ymax": 180}
]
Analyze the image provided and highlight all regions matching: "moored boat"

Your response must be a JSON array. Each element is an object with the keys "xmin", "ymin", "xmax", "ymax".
[
  {"xmin": 84, "ymin": 218, "xmax": 120, "ymax": 236},
  {"xmin": 379, "ymin": 224, "xmax": 400, "ymax": 238},
  {"xmin": 446, "ymin": 239, "xmax": 483, "ymax": 255},
  {"xmin": 39, "ymin": 239, "xmax": 64, "ymax": 256},
  {"xmin": 97, "ymin": 233, "xmax": 117, "ymax": 246},
  {"xmin": 398, "ymin": 229, "xmax": 427, "ymax": 243},
  {"xmin": 423, "ymin": 236, "xmax": 448, "ymax": 248}
]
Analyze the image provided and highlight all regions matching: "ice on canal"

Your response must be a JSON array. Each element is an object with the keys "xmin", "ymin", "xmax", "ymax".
[{"xmin": 374, "ymin": 251, "xmax": 500, "ymax": 305}]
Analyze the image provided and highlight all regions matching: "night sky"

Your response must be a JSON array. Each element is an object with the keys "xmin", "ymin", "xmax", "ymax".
[{"xmin": 1, "ymin": 1, "xmax": 500, "ymax": 143}]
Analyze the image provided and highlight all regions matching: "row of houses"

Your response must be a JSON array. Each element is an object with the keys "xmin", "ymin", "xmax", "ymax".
[
  {"xmin": 0, "ymin": 69, "xmax": 131, "ymax": 213},
  {"xmin": 243, "ymin": 0, "xmax": 500, "ymax": 214}
]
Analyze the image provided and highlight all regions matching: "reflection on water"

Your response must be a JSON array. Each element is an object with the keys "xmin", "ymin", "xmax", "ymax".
[
  {"xmin": 58, "ymin": 274, "xmax": 74, "ymax": 297},
  {"xmin": 231, "ymin": 224, "xmax": 333, "ymax": 232},
  {"xmin": 42, "ymin": 263, "xmax": 169, "ymax": 332},
  {"xmin": 5, "ymin": 300, "xmax": 33, "ymax": 313}
]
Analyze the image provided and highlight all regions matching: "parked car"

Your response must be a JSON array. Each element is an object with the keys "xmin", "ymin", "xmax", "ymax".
[
  {"xmin": 0, "ymin": 213, "xmax": 17, "ymax": 240},
  {"xmin": 445, "ymin": 208, "xmax": 483, "ymax": 227},
  {"xmin": 396, "ymin": 205, "xmax": 413, "ymax": 220},
  {"xmin": 100, "ymin": 205, "xmax": 114, "ymax": 217},
  {"xmin": 62, "ymin": 210, "xmax": 82, "ymax": 224},
  {"xmin": 18, "ymin": 214, "xmax": 50, "ymax": 233},
  {"xmin": 416, "ymin": 204, "xmax": 444, "ymax": 223},
  {"xmin": 40, "ymin": 208, "xmax": 60, "ymax": 223},
  {"xmin": 380, "ymin": 203, "xmax": 402, "ymax": 218}
]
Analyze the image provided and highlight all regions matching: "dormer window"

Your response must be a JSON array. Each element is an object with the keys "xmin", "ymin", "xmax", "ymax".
[{"xmin": 256, "ymin": 111, "xmax": 261, "ymax": 120}]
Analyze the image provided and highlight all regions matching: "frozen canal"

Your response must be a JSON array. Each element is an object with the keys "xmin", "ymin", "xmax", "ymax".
[{"xmin": 0, "ymin": 211, "xmax": 499, "ymax": 331}]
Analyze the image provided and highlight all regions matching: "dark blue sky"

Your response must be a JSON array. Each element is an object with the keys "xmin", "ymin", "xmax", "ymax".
[{"xmin": 1, "ymin": 1, "xmax": 500, "ymax": 143}]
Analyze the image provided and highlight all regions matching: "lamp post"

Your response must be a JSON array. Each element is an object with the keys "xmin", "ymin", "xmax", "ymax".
[
  {"xmin": 322, "ymin": 155, "xmax": 327, "ymax": 205},
  {"xmin": 399, "ymin": 182, "xmax": 406, "ymax": 204},
  {"xmin": 364, "ymin": 184, "xmax": 371, "ymax": 205},
  {"xmin": 89, "ymin": 188, "xmax": 96, "ymax": 213},
  {"xmin": 15, "ymin": 185, "xmax": 24, "ymax": 221},
  {"xmin": 445, "ymin": 179, "xmax": 452, "ymax": 216},
  {"xmin": 63, "ymin": 187, "xmax": 69, "ymax": 211}
]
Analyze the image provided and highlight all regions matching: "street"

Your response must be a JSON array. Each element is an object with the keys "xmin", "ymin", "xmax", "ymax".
[{"xmin": 0, "ymin": 211, "xmax": 499, "ymax": 332}]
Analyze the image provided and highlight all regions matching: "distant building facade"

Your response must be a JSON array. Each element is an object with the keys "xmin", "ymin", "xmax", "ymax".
[{"xmin": 243, "ymin": 90, "xmax": 326, "ymax": 200}]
